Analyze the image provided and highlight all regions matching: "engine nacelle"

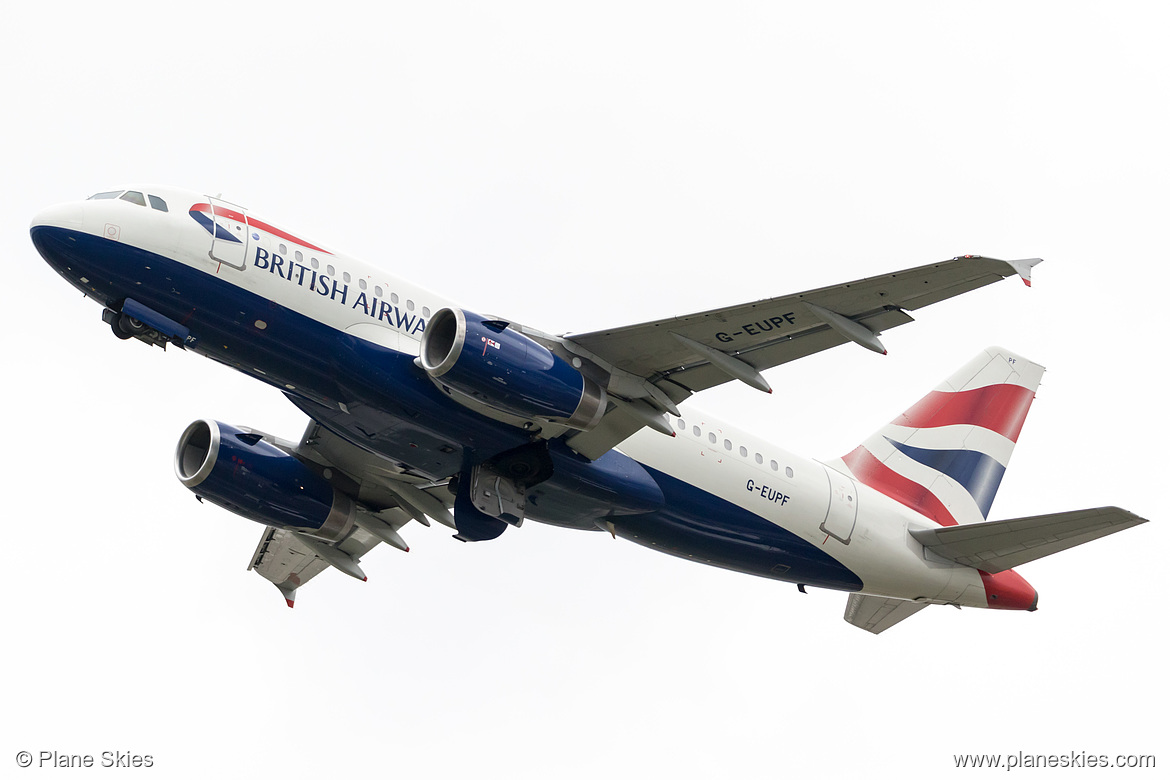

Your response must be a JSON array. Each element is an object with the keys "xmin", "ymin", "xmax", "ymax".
[
  {"xmin": 175, "ymin": 419, "xmax": 354, "ymax": 541},
  {"xmin": 419, "ymin": 307, "xmax": 606, "ymax": 430}
]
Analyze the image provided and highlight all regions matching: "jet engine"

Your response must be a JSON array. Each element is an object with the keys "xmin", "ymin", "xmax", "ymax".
[
  {"xmin": 174, "ymin": 419, "xmax": 354, "ymax": 541},
  {"xmin": 419, "ymin": 307, "xmax": 606, "ymax": 431}
]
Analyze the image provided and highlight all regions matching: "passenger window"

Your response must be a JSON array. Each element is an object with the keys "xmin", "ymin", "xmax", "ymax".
[
  {"xmin": 739, "ymin": 446, "xmax": 748, "ymax": 457},
  {"xmin": 692, "ymin": 426, "xmax": 701, "ymax": 437},
  {"xmin": 375, "ymin": 286, "xmax": 383, "ymax": 297},
  {"xmin": 295, "ymin": 250, "xmax": 304, "ymax": 262},
  {"xmin": 754, "ymin": 453, "xmax": 763, "ymax": 465},
  {"xmin": 676, "ymin": 418, "xmax": 686, "ymax": 431},
  {"xmin": 311, "ymin": 257, "xmax": 319, "ymax": 270},
  {"xmin": 723, "ymin": 439, "xmax": 732, "ymax": 451},
  {"xmin": 327, "ymin": 264, "xmax": 335, "ymax": 276},
  {"xmin": 770, "ymin": 459, "xmax": 778, "ymax": 471},
  {"xmin": 147, "ymin": 195, "xmax": 168, "ymax": 212},
  {"xmin": 785, "ymin": 466, "xmax": 794, "ymax": 478},
  {"xmin": 391, "ymin": 292, "xmax": 400, "ymax": 305},
  {"xmin": 359, "ymin": 279, "xmax": 367, "ymax": 290},
  {"xmin": 279, "ymin": 243, "xmax": 288, "ymax": 255},
  {"xmin": 120, "ymin": 191, "xmax": 146, "ymax": 207},
  {"xmin": 708, "ymin": 432, "xmax": 717, "ymax": 444},
  {"xmin": 422, "ymin": 307, "xmax": 431, "ymax": 318},
  {"xmin": 343, "ymin": 272, "xmax": 352, "ymax": 283},
  {"xmin": 407, "ymin": 299, "xmax": 415, "ymax": 311},
  {"xmin": 88, "ymin": 190, "xmax": 123, "ymax": 200}
]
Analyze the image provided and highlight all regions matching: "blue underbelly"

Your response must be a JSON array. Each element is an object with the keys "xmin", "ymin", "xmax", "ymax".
[{"xmin": 615, "ymin": 467, "xmax": 863, "ymax": 591}]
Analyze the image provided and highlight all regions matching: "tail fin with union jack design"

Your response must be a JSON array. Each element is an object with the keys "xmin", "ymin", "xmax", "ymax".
[{"xmin": 831, "ymin": 347, "xmax": 1045, "ymax": 527}]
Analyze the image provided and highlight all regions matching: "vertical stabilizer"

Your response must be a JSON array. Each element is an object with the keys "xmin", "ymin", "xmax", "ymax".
[{"xmin": 829, "ymin": 347, "xmax": 1044, "ymax": 526}]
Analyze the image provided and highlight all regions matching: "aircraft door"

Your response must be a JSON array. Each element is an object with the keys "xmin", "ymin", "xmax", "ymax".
[
  {"xmin": 820, "ymin": 465, "xmax": 858, "ymax": 544},
  {"xmin": 207, "ymin": 197, "xmax": 250, "ymax": 270}
]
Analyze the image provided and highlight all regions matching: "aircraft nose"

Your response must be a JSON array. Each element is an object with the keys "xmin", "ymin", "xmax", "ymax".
[
  {"xmin": 30, "ymin": 200, "xmax": 84, "ymax": 232},
  {"xmin": 30, "ymin": 201, "xmax": 88, "ymax": 274}
]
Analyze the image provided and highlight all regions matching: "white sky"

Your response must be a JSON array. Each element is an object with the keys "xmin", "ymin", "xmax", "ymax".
[{"xmin": 3, "ymin": 2, "xmax": 1165, "ymax": 777}]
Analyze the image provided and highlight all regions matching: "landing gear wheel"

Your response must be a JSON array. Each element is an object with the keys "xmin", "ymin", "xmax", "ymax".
[
  {"xmin": 119, "ymin": 313, "xmax": 149, "ymax": 336},
  {"xmin": 110, "ymin": 316, "xmax": 133, "ymax": 340},
  {"xmin": 109, "ymin": 312, "xmax": 148, "ymax": 340}
]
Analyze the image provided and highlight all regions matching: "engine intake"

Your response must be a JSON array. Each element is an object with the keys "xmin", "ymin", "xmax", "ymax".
[
  {"xmin": 175, "ymin": 419, "xmax": 354, "ymax": 541},
  {"xmin": 419, "ymin": 307, "xmax": 606, "ymax": 430}
]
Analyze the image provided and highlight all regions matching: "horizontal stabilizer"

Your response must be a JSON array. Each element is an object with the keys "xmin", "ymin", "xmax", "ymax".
[
  {"xmin": 844, "ymin": 593, "xmax": 929, "ymax": 634},
  {"xmin": 910, "ymin": 506, "xmax": 1147, "ymax": 573}
]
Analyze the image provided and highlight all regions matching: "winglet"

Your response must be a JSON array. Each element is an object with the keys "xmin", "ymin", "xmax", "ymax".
[
  {"xmin": 1006, "ymin": 257, "xmax": 1043, "ymax": 287},
  {"xmin": 276, "ymin": 581, "xmax": 297, "ymax": 608}
]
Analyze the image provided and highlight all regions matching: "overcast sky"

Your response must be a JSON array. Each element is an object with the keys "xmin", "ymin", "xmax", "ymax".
[{"xmin": 3, "ymin": 2, "xmax": 1165, "ymax": 777}]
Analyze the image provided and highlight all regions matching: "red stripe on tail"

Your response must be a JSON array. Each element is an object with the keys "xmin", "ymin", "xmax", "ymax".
[
  {"xmin": 894, "ymin": 384, "xmax": 1035, "ymax": 442},
  {"xmin": 840, "ymin": 446, "xmax": 958, "ymax": 527}
]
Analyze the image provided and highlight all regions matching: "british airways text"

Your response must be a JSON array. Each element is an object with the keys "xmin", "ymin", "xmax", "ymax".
[{"xmin": 253, "ymin": 248, "xmax": 427, "ymax": 335}]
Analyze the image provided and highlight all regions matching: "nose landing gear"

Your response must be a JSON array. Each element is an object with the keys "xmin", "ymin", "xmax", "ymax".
[
  {"xmin": 107, "ymin": 310, "xmax": 149, "ymax": 341},
  {"xmin": 102, "ymin": 301, "xmax": 189, "ymax": 350}
]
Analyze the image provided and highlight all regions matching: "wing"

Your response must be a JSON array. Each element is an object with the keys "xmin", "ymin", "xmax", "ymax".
[
  {"xmin": 555, "ymin": 255, "xmax": 1040, "ymax": 458},
  {"xmin": 245, "ymin": 420, "xmax": 458, "ymax": 606}
]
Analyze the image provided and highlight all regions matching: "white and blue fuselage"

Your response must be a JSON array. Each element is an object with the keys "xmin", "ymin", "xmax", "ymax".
[{"xmin": 30, "ymin": 184, "xmax": 1034, "ymax": 612}]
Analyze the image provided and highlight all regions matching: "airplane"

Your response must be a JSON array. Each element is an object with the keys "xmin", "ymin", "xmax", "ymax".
[{"xmin": 30, "ymin": 185, "xmax": 1148, "ymax": 633}]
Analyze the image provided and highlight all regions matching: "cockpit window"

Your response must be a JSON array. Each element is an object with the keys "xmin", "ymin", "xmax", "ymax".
[
  {"xmin": 147, "ymin": 194, "xmax": 169, "ymax": 212},
  {"xmin": 88, "ymin": 190, "xmax": 124, "ymax": 200},
  {"xmin": 120, "ymin": 191, "xmax": 147, "ymax": 207}
]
